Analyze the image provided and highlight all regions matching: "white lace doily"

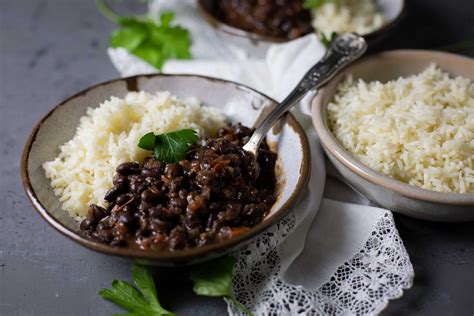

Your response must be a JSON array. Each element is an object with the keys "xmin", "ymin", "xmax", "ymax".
[{"xmin": 229, "ymin": 211, "xmax": 413, "ymax": 315}]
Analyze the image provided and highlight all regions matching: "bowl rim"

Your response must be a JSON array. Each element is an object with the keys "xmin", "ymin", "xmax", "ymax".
[
  {"xmin": 196, "ymin": 0, "xmax": 406, "ymax": 44},
  {"xmin": 312, "ymin": 49, "xmax": 474, "ymax": 206},
  {"xmin": 21, "ymin": 73, "xmax": 311, "ymax": 263}
]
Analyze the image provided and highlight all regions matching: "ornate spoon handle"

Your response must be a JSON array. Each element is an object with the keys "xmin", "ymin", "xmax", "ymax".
[{"xmin": 243, "ymin": 33, "xmax": 367, "ymax": 156}]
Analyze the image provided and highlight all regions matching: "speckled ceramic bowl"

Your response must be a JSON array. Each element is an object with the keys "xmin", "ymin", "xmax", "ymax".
[
  {"xmin": 312, "ymin": 50, "xmax": 474, "ymax": 222},
  {"xmin": 21, "ymin": 74, "xmax": 310, "ymax": 265},
  {"xmin": 197, "ymin": 0, "xmax": 405, "ymax": 57}
]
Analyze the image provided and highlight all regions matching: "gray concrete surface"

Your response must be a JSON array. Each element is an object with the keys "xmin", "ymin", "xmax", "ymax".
[{"xmin": 1, "ymin": 0, "xmax": 473, "ymax": 315}]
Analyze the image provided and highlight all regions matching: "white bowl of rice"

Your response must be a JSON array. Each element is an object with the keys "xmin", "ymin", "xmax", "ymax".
[{"xmin": 312, "ymin": 50, "xmax": 474, "ymax": 222}]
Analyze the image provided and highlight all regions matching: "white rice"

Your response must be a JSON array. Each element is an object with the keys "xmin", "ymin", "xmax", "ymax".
[
  {"xmin": 43, "ymin": 91, "xmax": 226, "ymax": 220},
  {"xmin": 327, "ymin": 64, "xmax": 474, "ymax": 193},
  {"xmin": 312, "ymin": 0, "xmax": 386, "ymax": 37}
]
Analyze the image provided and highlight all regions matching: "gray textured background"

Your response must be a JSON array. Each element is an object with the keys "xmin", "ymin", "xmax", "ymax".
[{"xmin": 1, "ymin": 1, "xmax": 473, "ymax": 315}]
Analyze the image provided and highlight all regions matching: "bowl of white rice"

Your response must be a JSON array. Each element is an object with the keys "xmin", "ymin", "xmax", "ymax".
[{"xmin": 312, "ymin": 50, "xmax": 474, "ymax": 222}]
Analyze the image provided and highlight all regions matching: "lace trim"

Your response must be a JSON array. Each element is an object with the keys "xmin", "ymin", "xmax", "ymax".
[
  {"xmin": 232, "ymin": 214, "xmax": 297, "ymax": 308},
  {"xmin": 229, "ymin": 212, "xmax": 414, "ymax": 315}
]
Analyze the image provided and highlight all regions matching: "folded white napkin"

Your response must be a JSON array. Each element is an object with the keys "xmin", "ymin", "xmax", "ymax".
[{"xmin": 108, "ymin": 1, "xmax": 414, "ymax": 314}]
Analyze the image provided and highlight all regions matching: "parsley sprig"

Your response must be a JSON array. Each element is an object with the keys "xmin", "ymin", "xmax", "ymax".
[
  {"xmin": 99, "ymin": 257, "xmax": 253, "ymax": 315},
  {"xmin": 138, "ymin": 129, "xmax": 199, "ymax": 163},
  {"xmin": 96, "ymin": 0, "xmax": 191, "ymax": 70},
  {"xmin": 99, "ymin": 264, "xmax": 175, "ymax": 316}
]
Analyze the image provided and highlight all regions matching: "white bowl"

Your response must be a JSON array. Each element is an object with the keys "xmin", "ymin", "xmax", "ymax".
[{"xmin": 312, "ymin": 50, "xmax": 474, "ymax": 222}]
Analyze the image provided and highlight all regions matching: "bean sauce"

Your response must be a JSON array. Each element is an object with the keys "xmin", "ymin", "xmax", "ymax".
[
  {"xmin": 212, "ymin": 0, "xmax": 314, "ymax": 40},
  {"xmin": 80, "ymin": 123, "xmax": 278, "ymax": 251}
]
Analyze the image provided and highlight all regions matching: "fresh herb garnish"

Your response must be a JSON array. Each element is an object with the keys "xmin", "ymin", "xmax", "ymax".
[
  {"xmin": 138, "ymin": 129, "xmax": 199, "ymax": 163},
  {"xmin": 320, "ymin": 31, "xmax": 339, "ymax": 48},
  {"xmin": 99, "ymin": 264, "xmax": 175, "ymax": 316},
  {"xmin": 190, "ymin": 256, "xmax": 254, "ymax": 316},
  {"xmin": 303, "ymin": 0, "xmax": 338, "ymax": 9},
  {"xmin": 99, "ymin": 257, "xmax": 251, "ymax": 315},
  {"xmin": 96, "ymin": 0, "xmax": 191, "ymax": 70}
]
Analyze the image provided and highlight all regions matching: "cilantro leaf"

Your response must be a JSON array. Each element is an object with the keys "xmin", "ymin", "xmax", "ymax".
[
  {"xmin": 190, "ymin": 256, "xmax": 254, "ymax": 316},
  {"xmin": 320, "ymin": 32, "xmax": 339, "ymax": 48},
  {"xmin": 97, "ymin": 0, "xmax": 192, "ymax": 70},
  {"xmin": 99, "ymin": 264, "xmax": 175, "ymax": 316},
  {"xmin": 138, "ymin": 129, "xmax": 199, "ymax": 163},
  {"xmin": 303, "ymin": 0, "xmax": 338, "ymax": 9}
]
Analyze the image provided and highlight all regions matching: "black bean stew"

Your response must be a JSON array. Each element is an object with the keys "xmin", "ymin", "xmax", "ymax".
[
  {"xmin": 80, "ymin": 123, "xmax": 278, "ymax": 251},
  {"xmin": 212, "ymin": 0, "xmax": 314, "ymax": 40}
]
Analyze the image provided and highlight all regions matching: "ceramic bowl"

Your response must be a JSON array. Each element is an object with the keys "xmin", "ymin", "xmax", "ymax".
[
  {"xmin": 21, "ymin": 74, "xmax": 310, "ymax": 265},
  {"xmin": 197, "ymin": 0, "xmax": 405, "ymax": 57},
  {"xmin": 312, "ymin": 50, "xmax": 474, "ymax": 222}
]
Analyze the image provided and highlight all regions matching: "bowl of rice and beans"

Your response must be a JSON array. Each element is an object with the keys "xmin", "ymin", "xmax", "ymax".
[
  {"xmin": 198, "ymin": 0, "xmax": 404, "ymax": 55},
  {"xmin": 312, "ymin": 50, "xmax": 474, "ymax": 222},
  {"xmin": 21, "ymin": 74, "xmax": 310, "ymax": 264}
]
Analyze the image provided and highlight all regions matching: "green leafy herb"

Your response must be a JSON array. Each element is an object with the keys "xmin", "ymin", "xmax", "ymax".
[
  {"xmin": 303, "ymin": 0, "xmax": 338, "ymax": 9},
  {"xmin": 190, "ymin": 255, "xmax": 234, "ymax": 297},
  {"xmin": 138, "ymin": 129, "xmax": 199, "ymax": 163},
  {"xmin": 320, "ymin": 32, "xmax": 339, "ymax": 48},
  {"xmin": 96, "ymin": 0, "xmax": 191, "ymax": 70},
  {"xmin": 99, "ymin": 264, "xmax": 175, "ymax": 316},
  {"xmin": 138, "ymin": 132, "xmax": 157, "ymax": 151},
  {"xmin": 190, "ymin": 256, "xmax": 254, "ymax": 316}
]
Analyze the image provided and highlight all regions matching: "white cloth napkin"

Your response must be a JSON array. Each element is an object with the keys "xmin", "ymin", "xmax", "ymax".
[{"xmin": 108, "ymin": 1, "xmax": 414, "ymax": 314}]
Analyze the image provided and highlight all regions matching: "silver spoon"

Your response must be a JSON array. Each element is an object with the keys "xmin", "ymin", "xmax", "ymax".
[{"xmin": 243, "ymin": 33, "xmax": 367, "ymax": 162}]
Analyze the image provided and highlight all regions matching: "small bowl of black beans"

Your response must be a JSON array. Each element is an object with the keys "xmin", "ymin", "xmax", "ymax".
[{"xmin": 22, "ymin": 74, "xmax": 311, "ymax": 265}]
